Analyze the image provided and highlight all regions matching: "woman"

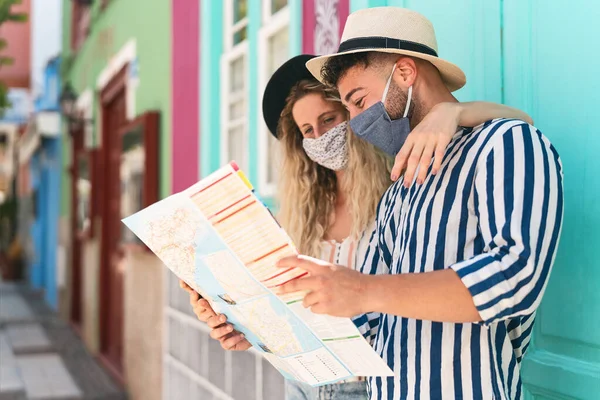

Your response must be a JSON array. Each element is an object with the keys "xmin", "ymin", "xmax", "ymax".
[{"xmin": 181, "ymin": 54, "xmax": 533, "ymax": 400}]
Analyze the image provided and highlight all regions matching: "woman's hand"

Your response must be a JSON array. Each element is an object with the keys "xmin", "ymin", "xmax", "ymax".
[
  {"xmin": 206, "ymin": 313, "xmax": 252, "ymax": 351},
  {"xmin": 391, "ymin": 101, "xmax": 533, "ymax": 188},
  {"xmin": 179, "ymin": 280, "xmax": 252, "ymax": 351},
  {"xmin": 391, "ymin": 102, "xmax": 460, "ymax": 187}
]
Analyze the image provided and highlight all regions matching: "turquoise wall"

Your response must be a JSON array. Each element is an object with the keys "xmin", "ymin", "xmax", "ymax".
[
  {"xmin": 350, "ymin": 1, "xmax": 600, "ymax": 398},
  {"xmin": 199, "ymin": 0, "xmax": 223, "ymax": 178}
]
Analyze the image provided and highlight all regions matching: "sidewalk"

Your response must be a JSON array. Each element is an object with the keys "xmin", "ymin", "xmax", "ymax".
[{"xmin": 0, "ymin": 279, "xmax": 127, "ymax": 400}]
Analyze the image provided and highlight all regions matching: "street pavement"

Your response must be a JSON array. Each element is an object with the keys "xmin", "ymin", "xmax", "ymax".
[{"xmin": 0, "ymin": 279, "xmax": 127, "ymax": 400}]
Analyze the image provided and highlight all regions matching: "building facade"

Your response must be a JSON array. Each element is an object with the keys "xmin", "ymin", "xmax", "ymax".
[
  {"xmin": 165, "ymin": 0, "xmax": 600, "ymax": 399},
  {"xmin": 17, "ymin": 56, "xmax": 62, "ymax": 310},
  {"xmin": 165, "ymin": 1, "xmax": 352, "ymax": 399},
  {"xmin": 0, "ymin": 0, "xmax": 32, "ymax": 280},
  {"xmin": 60, "ymin": 0, "xmax": 171, "ymax": 399}
]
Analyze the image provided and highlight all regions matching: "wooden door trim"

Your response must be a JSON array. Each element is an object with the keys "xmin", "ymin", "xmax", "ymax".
[
  {"xmin": 98, "ymin": 66, "xmax": 128, "ymax": 379},
  {"xmin": 100, "ymin": 65, "xmax": 128, "ymax": 106},
  {"xmin": 117, "ymin": 111, "xmax": 161, "ymax": 252},
  {"xmin": 69, "ymin": 126, "xmax": 84, "ymax": 328}
]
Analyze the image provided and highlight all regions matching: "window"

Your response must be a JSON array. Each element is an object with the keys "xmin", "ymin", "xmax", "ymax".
[
  {"xmin": 70, "ymin": 1, "xmax": 92, "ymax": 51},
  {"xmin": 262, "ymin": 0, "xmax": 288, "ymax": 22},
  {"xmin": 76, "ymin": 154, "xmax": 92, "ymax": 235},
  {"xmin": 221, "ymin": 1, "xmax": 250, "ymax": 171},
  {"xmin": 118, "ymin": 112, "xmax": 159, "ymax": 247},
  {"xmin": 258, "ymin": 3, "xmax": 290, "ymax": 197},
  {"xmin": 120, "ymin": 127, "xmax": 144, "ymax": 243}
]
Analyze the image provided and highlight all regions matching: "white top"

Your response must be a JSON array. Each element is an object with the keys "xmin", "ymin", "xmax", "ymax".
[{"xmin": 319, "ymin": 220, "xmax": 377, "ymax": 271}]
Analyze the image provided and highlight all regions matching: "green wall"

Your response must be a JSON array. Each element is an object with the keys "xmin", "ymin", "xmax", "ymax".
[{"xmin": 60, "ymin": 0, "xmax": 172, "ymax": 216}]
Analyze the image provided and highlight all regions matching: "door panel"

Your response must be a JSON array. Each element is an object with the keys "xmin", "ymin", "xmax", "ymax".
[
  {"xmin": 100, "ymin": 87, "xmax": 127, "ymax": 374},
  {"xmin": 70, "ymin": 130, "xmax": 84, "ymax": 327},
  {"xmin": 503, "ymin": 1, "xmax": 600, "ymax": 398}
]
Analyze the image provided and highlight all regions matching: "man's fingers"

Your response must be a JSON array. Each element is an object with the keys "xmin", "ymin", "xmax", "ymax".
[
  {"xmin": 276, "ymin": 255, "xmax": 330, "ymax": 275},
  {"xmin": 207, "ymin": 314, "xmax": 227, "ymax": 329},
  {"xmin": 310, "ymin": 303, "xmax": 328, "ymax": 315},
  {"xmin": 277, "ymin": 276, "xmax": 323, "ymax": 295},
  {"xmin": 417, "ymin": 142, "xmax": 436, "ymax": 184},
  {"xmin": 302, "ymin": 291, "xmax": 321, "ymax": 309},
  {"xmin": 403, "ymin": 142, "xmax": 426, "ymax": 187},
  {"xmin": 210, "ymin": 324, "xmax": 234, "ymax": 341},
  {"xmin": 391, "ymin": 140, "xmax": 413, "ymax": 181}
]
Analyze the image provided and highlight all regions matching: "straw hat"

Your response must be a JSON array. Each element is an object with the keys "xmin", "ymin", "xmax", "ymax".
[{"xmin": 306, "ymin": 7, "xmax": 466, "ymax": 92}]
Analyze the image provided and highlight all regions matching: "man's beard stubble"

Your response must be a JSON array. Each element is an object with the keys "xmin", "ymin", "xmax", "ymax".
[{"xmin": 385, "ymin": 81, "xmax": 423, "ymax": 128}]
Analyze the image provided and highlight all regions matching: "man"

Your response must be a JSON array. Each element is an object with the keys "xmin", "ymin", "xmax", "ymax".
[{"xmin": 277, "ymin": 7, "xmax": 564, "ymax": 400}]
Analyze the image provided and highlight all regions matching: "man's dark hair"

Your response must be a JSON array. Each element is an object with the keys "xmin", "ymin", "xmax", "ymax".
[{"xmin": 321, "ymin": 52, "xmax": 398, "ymax": 87}]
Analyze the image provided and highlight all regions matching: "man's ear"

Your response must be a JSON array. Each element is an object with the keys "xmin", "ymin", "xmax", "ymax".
[{"xmin": 394, "ymin": 57, "xmax": 418, "ymax": 89}]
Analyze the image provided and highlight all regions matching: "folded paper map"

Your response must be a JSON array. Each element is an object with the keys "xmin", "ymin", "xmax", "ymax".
[{"xmin": 122, "ymin": 162, "xmax": 393, "ymax": 386}]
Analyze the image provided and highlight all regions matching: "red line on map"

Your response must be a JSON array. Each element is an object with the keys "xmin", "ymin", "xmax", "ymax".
[
  {"xmin": 209, "ymin": 194, "xmax": 252, "ymax": 219},
  {"xmin": 267, "ymin": 272, "xmax": 309, "ymax": 288},
  {"xmin": 251, "ymin": 244, "xmax": 288, "ymax": 264},
  {"xmin": 261, "ymin": 267, "xmax": 294, "ymax": 283},
  {"xmin": 215, "ymin": 200, "xmax": 256, "ymax": 224},
  {"xmin": 191, "ymin": 172, "xmax": 233, "ymax": 197}
]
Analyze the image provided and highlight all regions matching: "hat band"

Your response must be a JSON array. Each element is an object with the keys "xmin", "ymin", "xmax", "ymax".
[{"xmin": 337, "ymin": 36, "xmax": 438, "ymax": 57}]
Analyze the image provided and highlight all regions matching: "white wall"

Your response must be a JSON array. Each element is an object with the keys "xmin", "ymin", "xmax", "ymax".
[{"xmin": 30, "ymin": 0, "xmax": 62, "ymax": 98}]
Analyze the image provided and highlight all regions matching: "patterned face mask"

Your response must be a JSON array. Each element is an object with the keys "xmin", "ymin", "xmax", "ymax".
[{"xmin": 302, "ymin": 121, "xmax": 349, "ymax": 171}]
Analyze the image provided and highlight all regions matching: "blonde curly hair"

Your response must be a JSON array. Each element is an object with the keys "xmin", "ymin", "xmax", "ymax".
[{"xmin": 275, "ymin": 79, "xmax": 392, "ymax": 258}]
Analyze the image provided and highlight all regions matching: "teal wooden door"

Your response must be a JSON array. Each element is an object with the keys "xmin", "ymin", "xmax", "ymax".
[{"xmin": 503, "ymin": 1, "xmax": 600, "ymax": 398}]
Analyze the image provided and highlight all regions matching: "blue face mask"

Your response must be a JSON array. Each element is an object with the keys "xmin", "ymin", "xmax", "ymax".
[{"xmin": 349, "ymin": 63, "xmax": 413, "ymax": 156}]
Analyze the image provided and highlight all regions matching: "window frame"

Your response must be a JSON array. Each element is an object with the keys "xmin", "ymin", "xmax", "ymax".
[
  {"xmin": 262, "ymin": 0, "xmax": 289, "ymax": 23},
  {"xmin": 220, "ymin": 1, "xmax": 250, "ymax": 172},
  {"xmin": 117, "ymin": 111, "xmax": 160, "ymax": 251},
  {"xmin": 223, "ymin": 0, "xmax": 250, "ymax": 52},
  {"xmin": 70, "ymin": 1, "xmax": 92, "ymax": 52},
  {"xmin": 257, "ymin": 5, "xmax": 290, "ymax": 197}
]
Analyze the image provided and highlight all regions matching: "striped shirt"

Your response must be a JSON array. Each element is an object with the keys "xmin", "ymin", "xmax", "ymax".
[{"xmin": 353, "ymin": 119, "xmax": 564, "ymax": 400}]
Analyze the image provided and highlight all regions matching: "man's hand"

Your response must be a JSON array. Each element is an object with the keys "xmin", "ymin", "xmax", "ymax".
[
  {"xmin": 179, "ymin": 280, "xmax": 252, "ymax": 351},
  {"xmin": 276, "ymin": 255, "xmax": 368, "ymax": 318}
]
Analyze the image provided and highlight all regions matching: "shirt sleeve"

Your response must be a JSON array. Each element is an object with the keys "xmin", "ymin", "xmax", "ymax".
[{"xmin": 450, "ymin": 123, "xmax": 564, "ymax": 325}]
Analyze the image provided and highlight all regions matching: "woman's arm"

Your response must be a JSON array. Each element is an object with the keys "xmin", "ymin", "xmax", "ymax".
[
  {"xmin": 457, "ymin": 101, "xmax": 533, "ymax": 126},
  {"xmin": 391, "ymin": 101, "xmax": 533, "ymax": 187}
]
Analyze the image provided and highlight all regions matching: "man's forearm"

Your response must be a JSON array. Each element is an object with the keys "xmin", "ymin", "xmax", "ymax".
[{"xmin": 360, "ymin": 269, "xmax": 483, "ymax": 323}]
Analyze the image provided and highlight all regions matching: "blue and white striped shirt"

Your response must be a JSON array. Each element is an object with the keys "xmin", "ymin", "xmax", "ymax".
[{"xmin": 353, "ymin": 119, "xmax": 564, "ymax": 400}]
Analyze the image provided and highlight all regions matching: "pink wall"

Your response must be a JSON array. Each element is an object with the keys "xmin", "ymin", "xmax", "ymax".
[
  {"xmin": 171, "ymin": 0, "xmax": 200, "ymax": 193},
  {"xmin": 302, "ymin": 0, "xmax": 349, "ymax": 55},
  {"xmin": 0, "ymin": 0, "xmax": 31, "ymax": 88}
]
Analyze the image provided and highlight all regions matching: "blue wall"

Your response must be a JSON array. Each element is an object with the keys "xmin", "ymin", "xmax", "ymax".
[{"xmin": 27, "ymin": 57, "xmax": 62, "ymax": 310}]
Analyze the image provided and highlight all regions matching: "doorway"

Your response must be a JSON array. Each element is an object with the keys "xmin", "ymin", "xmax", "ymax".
[{"xmin": 98, "ymin": 66, "xmax": 127, "ymax": 378}]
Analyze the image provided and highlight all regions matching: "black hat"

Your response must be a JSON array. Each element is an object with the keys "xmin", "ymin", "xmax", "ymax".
[{"xmin": 262, "ymin": 54, "xmax": 317, "ymax": 138}]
